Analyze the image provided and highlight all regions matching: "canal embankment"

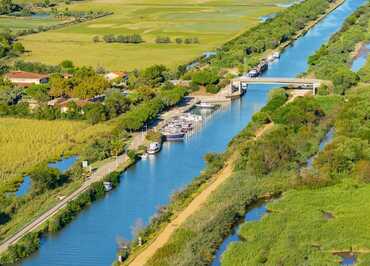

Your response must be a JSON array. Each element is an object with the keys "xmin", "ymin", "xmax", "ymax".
[
  {"xmin": 8, "ymin": 0, "xmax": 365, "ymax": 265},
  {"xmin": 125, "ymin": 1, "xmax": 366, "ymax": 264}
]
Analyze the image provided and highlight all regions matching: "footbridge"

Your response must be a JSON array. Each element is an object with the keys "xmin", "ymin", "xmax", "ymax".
[{"xmin": 231, "ymin": 77, "xmax": 323, "ymax": 95}]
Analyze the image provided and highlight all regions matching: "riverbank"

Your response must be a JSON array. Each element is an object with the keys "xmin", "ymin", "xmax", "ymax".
[
  {"xmin": 127, "ymin": 119, "xmax": 275, "ymax": 266},
  {"xmin": 2, "ymin": 0, "xmax": 356, "ymax": 264},
  {"xmin": 222, "ymin": 85, "xmax": 370, "ymax": 265},
  {"xmin": 119, "ymin": 1, "xmax": 346, "ymax": 263},
  {"xmin": 0, "ymin": 95, "xmax": 199, "ymax": 258},
  {"xmin": 121, "ymin": 1, "xmax": 367, "ymax": 264}
]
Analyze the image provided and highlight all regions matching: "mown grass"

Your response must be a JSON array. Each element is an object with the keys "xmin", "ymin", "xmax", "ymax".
[
  {"xmin": 0, "ymin": 117, "xmax": 113, "ymax": 193},
  {"xmin": 223, "ymin": 181, "xmax": 370, "ymax": 265},
  {"xmin": 19, "ymin": 0, "xmax": 284, "ymax": 70}
]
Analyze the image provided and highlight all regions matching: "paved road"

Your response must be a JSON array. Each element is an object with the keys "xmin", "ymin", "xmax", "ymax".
[
  {"xmin": 0, "ymin": 152, "xmax": 128, "ymax": 254},
  {"xmin": 0, "ymin": 97, "xmax": 199, "ymax": 255}
]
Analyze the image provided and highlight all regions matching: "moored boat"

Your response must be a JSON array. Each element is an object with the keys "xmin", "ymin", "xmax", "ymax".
[
  {"xmin": 196, "ymin": 102, "xmax": 215, "ymax": 109},
  {"xmin": 147, "ymin": 142, "xmax": 161, "ymax": 154},
  {"xmin": 162, "ymin": 129, "xmax": 186, "ymax": 141}
]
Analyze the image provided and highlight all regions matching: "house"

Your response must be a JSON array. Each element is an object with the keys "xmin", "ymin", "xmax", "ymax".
[
  {"xmin": 5, "ymin": 71, "xmax": 49, "ymax": 87},
  {"xmin": 170, "ymin": 80, "xmax": 191, "ymax": 87},
  {"xmin": 104, "ymin": 71, "xmax": 127, "ymax": 81},
  {"xmin": 58, "ymin": 98, "xmax": 89, "ymax": 113}
]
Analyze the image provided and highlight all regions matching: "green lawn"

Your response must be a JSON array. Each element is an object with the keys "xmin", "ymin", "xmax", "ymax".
[
  {"xmin": 222, "ymin": 181, "xmax": 370, "ymax": 265},
  {"xmin": 19, "ymin": 0, "xmax": 286, "ymax": 70}
]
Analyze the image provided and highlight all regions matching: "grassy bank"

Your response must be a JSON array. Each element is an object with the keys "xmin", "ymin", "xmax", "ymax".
[
  {"xmin": 0, "ymin": 169, "xmax": 130, "ymax": 264},
  {"xmin": 223, "ymin": 85, "xmax": 370, "ymax": 265},
  {"xmin": 308, "ymin": 2, "xmax": 370, "ymax": 94}
]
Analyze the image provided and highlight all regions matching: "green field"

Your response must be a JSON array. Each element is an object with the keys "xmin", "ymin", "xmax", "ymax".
[
  {"xmin": 0, "ymin": 15, "xmax": 68, "ymax": 32},
  {"xmin": 19, "ymin": 0, "xmax": 285, "ymax": 70},
  {"xmin": 0, "ymin": 117, "xmax": 113, "ymax": 192},
  {"xmin": 223, "ymin": 182, "xmax": 370, "ymax": 265}
]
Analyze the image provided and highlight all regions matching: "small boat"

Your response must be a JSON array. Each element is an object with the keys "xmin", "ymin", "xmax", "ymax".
[
  {"xmin": 181, "ymin": 113, "xmax": 202, "ymax": 122},
  {"xmin": 196, "ymin": 102, "xmax": 215, "ymax": 109},
  {"xmin": 140, "ymin": 153, "xmax": 148, "ymax": 160},
  {"xmin": 162, "ymin": 130, "xmax": 186, "ymax": 141},
  {"xmin": 272, "ymin": 51, "xmax": 280, "ymax": 59},
  {"xmin": 147, "ymin": 142, "xmax": 161, "ymax": 154},
  {"xmin": 248, "ymin": 69, "xmax": 259, "ymax": 77},
  {"xmin": 103, "ymin": 182, "xmax": 113, "ymax": 192},
  {"xmin": 257, "ymin": 60, "xmax": 268, "ymax": 72}
]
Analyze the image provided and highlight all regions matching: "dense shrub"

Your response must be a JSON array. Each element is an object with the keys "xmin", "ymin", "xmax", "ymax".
[
  {"xmin": 308, "ymin": 3, "xmax": 370, "ymax": 94},
  {"xmin": 192, "ymin": 69, "xmax": 220, "ymax": 86}
]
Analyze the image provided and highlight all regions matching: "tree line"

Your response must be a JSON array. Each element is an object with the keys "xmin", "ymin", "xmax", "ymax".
[
  {"xmin": 94, "ymin": 34, "xmax": 144, "ymax": 44},
  {"xmin": 308, "ymin": 2, "xmax": 370, "ymax": 94}
]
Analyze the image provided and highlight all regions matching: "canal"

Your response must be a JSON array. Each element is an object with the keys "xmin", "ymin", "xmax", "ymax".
[{"xmin": 22, "ymin": 0, "xmax": 366, "ymax": 265}]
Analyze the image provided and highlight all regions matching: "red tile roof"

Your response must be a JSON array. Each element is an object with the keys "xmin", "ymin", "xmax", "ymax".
[{"xmin": 5, "ymin": 71, "xmax": 49, "ymax": 80}]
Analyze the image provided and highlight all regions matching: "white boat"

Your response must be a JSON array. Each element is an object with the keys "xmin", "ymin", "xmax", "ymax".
[
  {"xmin": 162, "ymin": 129, "xmax": 186, "ymax": 141},
  {"xmin": 196, "ymin": 102, "xmax": 215, "ymax": 109},
  {"xmin": 147, "ymin": 142, "xmax": 161, "ymax": 154},
  {"xmin": 181, "ymin": 113, "xmax": 202, "ymax": 122},
  {"xmin": 248, "ymin": 69, "xmax": 259, "ymax": 77},
  {"xmin": 272, "ymin": 51, "xmax": 280, "ymax": 59},
  {"xmin": 103, "ymin": 182, "xmax": 113, "ymax": 192}
]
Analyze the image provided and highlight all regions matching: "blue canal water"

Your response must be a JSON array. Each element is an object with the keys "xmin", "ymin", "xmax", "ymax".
[
  {"xmin": 351, "ymin": 43, "xmax": 370, "ymax": 72},
  {"xmin": 212, "ymin": 204, "xmax": 268, "ymax": 266},
  {"xmin": 22, "ymin": 0, "xmax": 366, "ymax": 265},
  {"xmin": 341, "ymin": 255, "xmax": 356, "ymax": 265},
  {"xmin": 307, "ymin": 128, "xmax": 335, "ymax": 168},
  {"xmin": 15, "ymin": 157, "xmax": 78, "ymax": 197},
  {"xmin": 48, "ymin": 156, "xmax": 78, "ymax": 174},
  {"xmin": 15, "ymin": 176, "xmax": 32, "ymax": 197}
]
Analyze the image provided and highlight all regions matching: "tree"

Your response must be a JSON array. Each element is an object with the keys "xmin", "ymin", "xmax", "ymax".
[
  {"xmin": 103, "ymin": 34, "xmax": 115, "ymax": 43},
  {"xmin": 92, "ymin": 35, "xmax": 100, "ymax": 43},
  {"xmin": 72, "ymin": 75, "xmax": 110, "ymax": 99},
  {"xmin": 192, "ymin": 69, "xmax": 220, "ymax": 86},
  {"xmin": 84, "ymin": 103, "xmax": 107, "ymax": 124},
  {"xmin": 25, "ymin": 84, "xmax": 50, "ymax": 102},
  {"xmin": 12, "ymin": 42, "xmax": 25, "ymax": 54},
  {"xmin": 49, "ymin": 74, "xmax": 71, "ymax": 97},
  {"xmin": 60, "ymin": 60, "xmax": 74, "ymax": 69},
  {"xmin": 0, "ymin": 78, "xmax": 21, "ymax": 104},
  {"xmin": 155, "ymin": 36, "xmax": 171, "ymax": 44},
  {"xmin": 175, "ymin": 38, "xmax": 183, "ymax": 44},
  {"xmin": 105, "ymin": 90, "xmax": 131, "ymax": 118},
  {"xmin": 30, "ymin": 165, "xmax": 64, "ymax": 193},
  {"xmin": 141, "ymin": 64, "xmax": 169, "ymax": 87},
  {"xmin": 0, "ymin": 0, "xmax": 13, "ymax": 15}
]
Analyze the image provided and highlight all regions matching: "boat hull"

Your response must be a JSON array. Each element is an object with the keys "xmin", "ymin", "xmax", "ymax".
[{"xmin": 164, "ymin": 133, "xmax": 185, "ymax": 141}]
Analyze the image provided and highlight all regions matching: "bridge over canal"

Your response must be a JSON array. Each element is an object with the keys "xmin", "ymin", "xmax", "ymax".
[{"xmin": 231, "ymin": 77, "xmax": 323, "ymax": 95}]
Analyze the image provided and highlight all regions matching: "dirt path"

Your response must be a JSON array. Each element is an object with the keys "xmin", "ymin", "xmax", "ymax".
[
  {"xmin": 129, "ymin": 121, "xmax": 273, "ymax": 266},
  {"xmin": 129, "ymin": 88, "xmax": 308, "ymax": 265},
  {"xmin": 129, "ymin": 155, "xmax": 236, "ymax": 266}
]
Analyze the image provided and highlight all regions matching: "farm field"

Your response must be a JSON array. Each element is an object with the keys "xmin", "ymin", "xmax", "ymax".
[
  {"xmin": 0, "ymin": 117, "xmax": 113, "ymax": 192},
  {"xmin": 0, "ymin": 15, "xmax": 68, "ymax": 32},
  {"xmin": 19, "ymin": 0, "xmax": 286, "ymax": 70},
  {"xmin": 223, "ymin": 182, "xmax": 370, "ymax": 265}
]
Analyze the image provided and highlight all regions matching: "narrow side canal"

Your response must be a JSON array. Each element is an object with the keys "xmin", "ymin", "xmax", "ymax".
[{"xmin": 22, "ymin": 0, "xmax": 366, "ymax": 265}]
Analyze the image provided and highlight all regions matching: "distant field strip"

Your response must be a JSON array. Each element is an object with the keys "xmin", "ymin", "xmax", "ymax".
[{"xmin": 19, "ymin": 0, "xmax": 286, "ymax": 70}]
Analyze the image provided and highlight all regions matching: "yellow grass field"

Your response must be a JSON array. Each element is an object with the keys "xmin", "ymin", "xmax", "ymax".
[
  {"xmin": 19, "ymin": 0, "xmax": 286, "ymax": 70},
  {"xmin": 0, "ymin": 118, "xmax": 113, "ymax": 190}
]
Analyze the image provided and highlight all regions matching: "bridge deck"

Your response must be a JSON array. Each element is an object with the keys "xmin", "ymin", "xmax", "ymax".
[{"xmin": 233, "ymin": 77, "xmax": 322, "ymax": 85}]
